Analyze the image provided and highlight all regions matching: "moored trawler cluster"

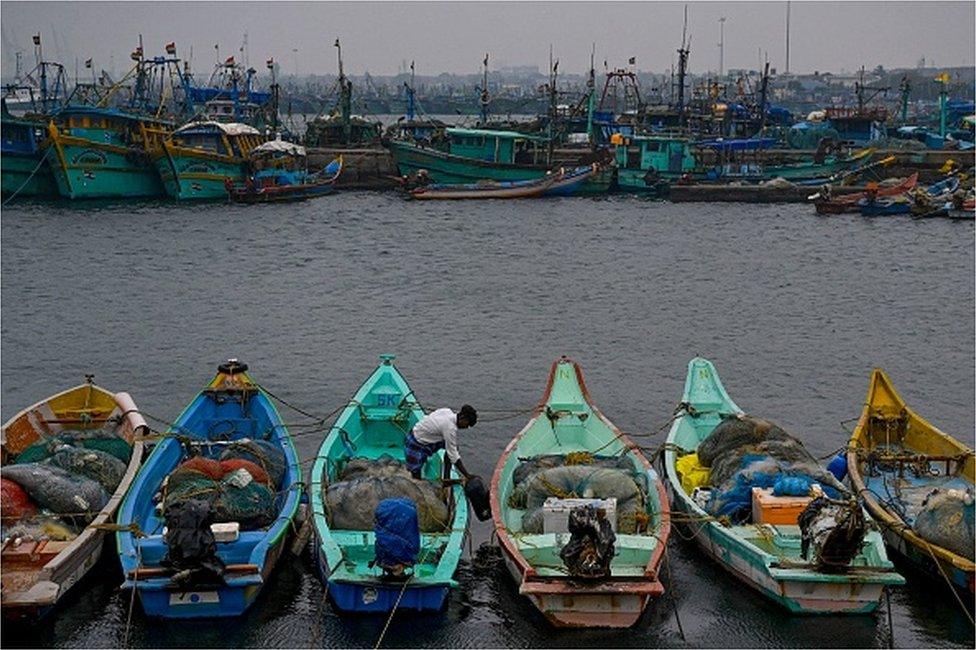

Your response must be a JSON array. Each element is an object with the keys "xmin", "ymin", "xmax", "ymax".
[
  {"xmin": 2, "ymin": 35, "xmax": 974, "ymax": 216},
  {"xmin": 1, "ymin": 355, "xmax": 972, "ymax": 632}
]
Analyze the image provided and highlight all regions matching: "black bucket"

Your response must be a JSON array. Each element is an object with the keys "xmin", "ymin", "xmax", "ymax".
[{"xmin": 464, "ymin": 475, "xmax": 492, "ymax": 521}]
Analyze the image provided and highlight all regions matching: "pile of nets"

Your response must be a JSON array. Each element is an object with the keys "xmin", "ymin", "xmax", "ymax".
[
  {"xmin": 162, "ymin": 454, "xmax": 278, "ymax": 530},
  {"xmin": 699, "ymin": 414, "xmax": 847, "ymax": 523},
  {"xmin": 508, "ymin": 454, "xmax": 646, "ymax": 534},
  {"xmin": 1, "ymin": 431, "xmax": 133, "ymax": 541},
  {"xmin": 324, "ymin": 454, "xmax": 450, "ymax": 533},
  {"xmin": 912, "ymin": 487, "xmax": 975, "ymax": 561}
]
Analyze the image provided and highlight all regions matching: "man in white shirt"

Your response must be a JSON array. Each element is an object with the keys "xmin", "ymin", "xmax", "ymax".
[{"xmin": 405, "ymin": 404, "xmax": 477, "ymax": 480}]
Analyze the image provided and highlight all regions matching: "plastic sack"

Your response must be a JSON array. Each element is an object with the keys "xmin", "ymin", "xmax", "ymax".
[
  {"xmin": 374, "ymin": 498, "xmax": 420, "ymax": 569},
  {"xmin": 675, "ymin": 453, "xmax": 711, "ymax": 494},
  {"xmin": 220, "ymin": 458, "xmax": 271, "ymax": 486},
  {"xmin": 219, "ymin": 439, "xmax": 286, "ymax": 487},
  {"xmin": 559, "ymin": 504, "xmax": 616, "ymax": 578},
  {"xmin": 2, "ymin": 516, "xmax": 76, "ymax": 542},
  {"xmin": 912, "ymin": 488, "xmax": 975, "ymax": 561},
  {"xmin": 1, "ymin": 463, "xmax": 108, "ymax": 520},
  {"xmin": 465, "ymin": 475, "xmax": 492, "ymax": 522},
  {"xmin": 326, "ymin": 475, "xmax": 449, "ymax": 533},
  {"xmin": 42, "ymin": 444, "xmax": 127, "ymax": 493},
  {"xmin": 1, "ymin": 477, "xmax": 38, "ymax": 520},
  {"xmin": 160, "ymin": 499, "xmax": 225, "ymax": 587},
  {"xmin": 773, "ymin": 475, "xmax": 815, "ymax": 497}
]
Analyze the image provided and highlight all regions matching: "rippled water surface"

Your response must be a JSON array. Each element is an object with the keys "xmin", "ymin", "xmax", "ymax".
[{"xmin": 2, "ymin": 194, "xmax": 973, "ymax": 648}]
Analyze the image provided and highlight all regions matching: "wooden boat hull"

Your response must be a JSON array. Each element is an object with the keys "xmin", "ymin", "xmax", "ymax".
[
  {"xmin": 663, "ymin": 358, "xmax": 904, "ymax": 615},
  {"xmin": 1, "ymin": 150, "xmax": 58, "ymax": 197},
  {"xmin": 490, "ymin": 357, "xmax": 670, "ymax": 628},
  {"xmin": 309, "ymin": 355, "xmax": 467, "ymax": 613},
  {"xmin": 152, "ymin": 143, "xmax": 247, "ymax": 201},
  {"xmin": 115, "ymin": 363, "xmax": 302, "ymax": 618},
  {"xmin": 409, "ymin": 165, "xmax": 598, "ymax": 200},
  {"xmin": 1, "ymin": 384, "xmax": 146, "ymax": 621},
  {"xmin": 846, "ymin": 369, "xmax": 975, "ymax": 597},
  {"xmin": 47, "ymin": 127, "xmax": 163, "ymax": 199}
]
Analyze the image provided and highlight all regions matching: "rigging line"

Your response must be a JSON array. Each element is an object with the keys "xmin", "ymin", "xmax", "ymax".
[{"xmin": 2, "ymin": 147, "xmax": 51, "ymax": 206}]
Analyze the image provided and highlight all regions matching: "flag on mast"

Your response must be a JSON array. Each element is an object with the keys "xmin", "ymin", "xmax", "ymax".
[{"xmin": 165, "ymin": 42, "xmax": 176, "ymax": 55}]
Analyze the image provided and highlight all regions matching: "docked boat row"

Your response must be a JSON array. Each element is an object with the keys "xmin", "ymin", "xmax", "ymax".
[
  {"xmin": 2, "ymin": 356, "xmax": 971, "ymax": 627},
  {"xmin": 811, "ymin": 173, "xmax": 975, "ymax": 218}
]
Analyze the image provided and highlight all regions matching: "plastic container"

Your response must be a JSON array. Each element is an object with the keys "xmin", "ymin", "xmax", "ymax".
[{"xmin": 751, "ymin": 487, "xmax": 813, "ymax": 525}]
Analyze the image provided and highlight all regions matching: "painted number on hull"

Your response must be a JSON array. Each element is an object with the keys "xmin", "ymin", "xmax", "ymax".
[
  {"xmin": 376, "ymin": 394, "xmax": 401, "ymax": 407},
  {"xmin": 169, "ymin": 591, "xmax": 220, "ymax": 605}
]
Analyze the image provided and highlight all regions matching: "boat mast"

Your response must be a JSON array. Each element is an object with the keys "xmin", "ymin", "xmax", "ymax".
[
  {"xmin": 898, "ymin": 76, "xmax": 910, "ymax": 123},
  {"xmin": 757, "ymin": 61, "xmax": 769, "ymax": 135},
  {"xmin": 335, "ymin": 38, "xmax": 352, "ymax": 144},
  {"xmin": 676, "ymin": 6, "xmax": 690, "ymax": 129},
  {"xmin": 586, "ymin": 44, "xmax": 596, "ymax": 149},
  {"xmin": 547, "ymin": 46, "xmax": 557, "ymax": 167},
  {"xmin": 268, "ymin": 56, "xmax": 279, "ymax": 134},
  {"xmin": 405, "ymin": 60, "xmax": 415, "ymax": 122},
  {"xmin": 479, "ymin": 53, "xmax": 490, "ymax": 125},
  {"xmin": 785, "ymin": 1, "xmax": 791, "ymax": 74},
  {"xmin": 34, "ymin": 33, "xmax": 49, "ymax": 112}
]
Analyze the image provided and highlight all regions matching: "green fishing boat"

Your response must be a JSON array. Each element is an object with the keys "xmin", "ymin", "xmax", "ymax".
[
  {"xmin": 309, "ymin": 355, "xmax": 468, "ymax": 612},
  {"xmin": 490, "ymin": 356, "xmax": 671, "ymax": 627},
  {"xmin": 664, "ymin": 357, "xmax": 904, "ymax": 614},
  {"xmin": 612, "ymin": 133, "xmax": 696, "ymax": 193},
  {"xmin": 45, "ymin": 106, "xmax": 171, "ymax": 199},
  {"xmin": 1, "ymin": 103, "xmax": 57, "ymax": 197},
  {"xmin": 389, "ymin": 128, "xmax": 613, "ymax": 195},
  {"xmin": 152, "ymin": 121, "xmax": 264, "ymax": 200}
]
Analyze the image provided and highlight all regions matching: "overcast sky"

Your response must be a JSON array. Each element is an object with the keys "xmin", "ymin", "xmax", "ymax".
[{"xmin": 2, "ymin": 1, "xmax": 973, "ymax": 79}]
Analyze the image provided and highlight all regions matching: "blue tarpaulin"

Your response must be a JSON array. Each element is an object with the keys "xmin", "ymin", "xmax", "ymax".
[{"xmin": 374, "ymin": 498, "xmax": 420, "ymax": 567}]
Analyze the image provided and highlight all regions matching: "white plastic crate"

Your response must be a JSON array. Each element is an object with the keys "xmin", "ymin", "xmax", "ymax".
[{"xmin": 541, "ymin": 497, "xmax": 617, "ymax": 534}]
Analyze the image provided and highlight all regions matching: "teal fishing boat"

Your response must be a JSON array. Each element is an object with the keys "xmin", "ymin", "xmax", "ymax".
[
  {"xmin": 389, "ymin": 128, "xmax": 612, "ymax": 194},
  {"xmin": 612, "ymin": 133, "xmax": 696, "ymax": 193},
  {"xmin": 152, "ymin": 121, "xmax": 264, "ymax": 200},
  {"xmin": 1, "ymin": 103, "xmax": 57, "ymax": 198},
  {"xmin": 309, "ymin": 355, "xmax": 467, "ymax": 612},
  {"xmin": 663, "ymin": 357, "xmax": 904, "ymax": 614},
  {"xmin": 491, "ymin": 356, "xmax": 670, "ymax": 627},
  {"xmin": 45, "ymin": 106, "xmax": 172, "ymax": 199}
]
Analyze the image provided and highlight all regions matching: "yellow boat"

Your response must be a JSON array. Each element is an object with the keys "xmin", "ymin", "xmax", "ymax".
[{"xmin": 846, "ymin": 369, "xmax": 974, "ymax": 596}]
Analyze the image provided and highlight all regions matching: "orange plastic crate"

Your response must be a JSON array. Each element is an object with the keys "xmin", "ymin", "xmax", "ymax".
[{"xmin": 751, "ymin": 487, "xmax": 813, "ymax": 525}]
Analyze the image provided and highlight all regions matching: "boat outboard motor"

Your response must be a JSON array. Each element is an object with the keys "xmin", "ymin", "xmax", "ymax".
[
  {"xmin": 464, "ymin": 475, "xmax": 492, "ymax": 521},
  {"xmin": 798, "ymin": 492, "xmax": 866, "ymax": 573},
  {"xmin": 372, "ymin": 498, "xmax": 420, "ymax": 579},
  {"xmin": 160, "ymin": 499, "xmax": 225, "ymax": 587},
  {"xmin": 559, "ymin": 504, "xmax": 616, "ymax": 578}
]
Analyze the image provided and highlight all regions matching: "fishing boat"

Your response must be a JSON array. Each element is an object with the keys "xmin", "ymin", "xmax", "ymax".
[
  {"xmin": 846, "ymin": 369, "xmax": 974, "ymax": 595},
  {"xmin": 408, "ymin": 164, "xmax": 596, "ymax": 200},
  {"xmin": 226, "ymin": 141, "xmax": 341, "ymax": 203},
  {"xmin": 612, "ymin": 133, "xmax": 696, "ymax": 194},
  {"xmin": 45, "ymin": 106, "xmax": 172, "ymax": 199},
  {"xmin": 812, "ymin": 173, "xmax": 918, "ymax": 215},
  {"xmin": 663, "ymin": 357, "xmax": 904, "ymax": 614},
  {"xmin": 1, "ymin": 101, "xmax": 57, "ymax": 198},
  {"xmin": 389, "ymin": 128, "xmax": 613, "ymax": 195},
  {"xmin": 1, "ymin": 381, "xmax": 146, "ymax": 620},
  {"xmin": 858, "ymin": 195, "xmax": 912, "ymax": 216},
  {"xmin": 115, "ymin": 360, "xmax": 301, "ymax": 618},
  {"xmin": 309, "ymin": 354, "xmax": 468, "ymax": 612},
  {"xmin": 491, "ymin": 356, "xmax": 670, "ymax": 627},
  {"xmin": 152, "ymin": 121, "xmax": 264, "ymax": 200}
]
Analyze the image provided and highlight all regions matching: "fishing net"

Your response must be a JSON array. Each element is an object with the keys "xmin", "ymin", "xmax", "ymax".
[
  {"xmin": 165, "ymin": 468, "xmax": 221, "ymax": 509},
  {"xmin": 2, "ymin": 516, "xmax": 77, "ymax": 542},
  {"xmin": 1, "ymin": 463, "xmax": 108, "ymax": 522},
  {"xmin": 326, "ymin": 473, "xmax": 450, "ymax": 533},
  {"xmin": 42, "ymin": 444, "xmax": 127, "ymax": 494},
  {"xmin": 15, "ymin": 431, "xmax": 132, "ymax": 465},
  {"xmin": 912, "ymin": 488, "xmax": 975, "ymax": 561},
  {"xmin": 1, "ymin": 477, "xmax": 37, "ymax": 520},
  {"xmin": 339, "ymin": 455, "xmax": 411, "ymax": 481},
  {"xmin": 213, "ymin": 470, "xmax": 277, "ymax": 530},
  {"xmin": 511, "ymin": 454, "xmax": 634, "ymax": 487},
  {"xmin": 179, "ymin": 456, "xmax": 225, "ymax": 480},
  {"xmin": 514, "ymin": 465, "xmax": 645, "ymax": 534},
  {"xmin": 220, "ymin": 459, "xmax": 272, "ymax": 487},
  {"xmin": 696, "ymin": 415, "xmax": 791, "ymax": 466},
  {"xmin": 219, "ymin": 439, "xmax": 286, "ymax": 488}
]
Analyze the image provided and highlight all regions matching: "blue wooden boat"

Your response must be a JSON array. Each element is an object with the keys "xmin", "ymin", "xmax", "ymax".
[
  {"xmin": 226, "ymin": 141, "xmax": 341, "ymax": 203},
  {"xmin": 1, "ymin": 100, "xmax": 57, "ymax": 198},
  {"xmin": 309, "ymin": 355, "xmax": 468, "ymax": 613},
  {"xmin": 858, "ymin": 196, "xmax": 912, "ymax": 216},
  {"xmin": 115, "ymin": 360, "xmax": 301, "ymax": 618},
  {"xmin": 408, "ymin": 164, "xmax": 596, "ymax": 200}
]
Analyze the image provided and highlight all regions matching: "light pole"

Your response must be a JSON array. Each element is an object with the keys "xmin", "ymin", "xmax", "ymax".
[{"xmin": 718, "ymin": 17, "xmax": 726, "ymax": 77}]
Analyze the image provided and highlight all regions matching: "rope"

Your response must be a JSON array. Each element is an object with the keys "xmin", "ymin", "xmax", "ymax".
[
  {"xmin": 123, "ymin": 543, "xmax": 141, "ymax": 647},
  {"xmin": 2, "ymin": 148, "xmax": 51, "ymax": 206},
  {"xmin": 372, "ymin": 541, "xmax": 437, "ymax": 649},
  {"xmin": 663, "ymin": 543, "xmax": 686, "ymax": 642}
]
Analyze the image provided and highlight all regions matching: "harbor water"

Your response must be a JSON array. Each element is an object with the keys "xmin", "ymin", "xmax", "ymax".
[{"xmin": 1, "ymin": 194, "xmax": 973, "ymax": 648}]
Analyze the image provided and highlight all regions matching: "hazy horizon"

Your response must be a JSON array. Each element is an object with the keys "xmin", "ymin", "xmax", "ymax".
[{"xmin": 2, "ymin": 1, "xmax": 974, "ymax": 79}]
